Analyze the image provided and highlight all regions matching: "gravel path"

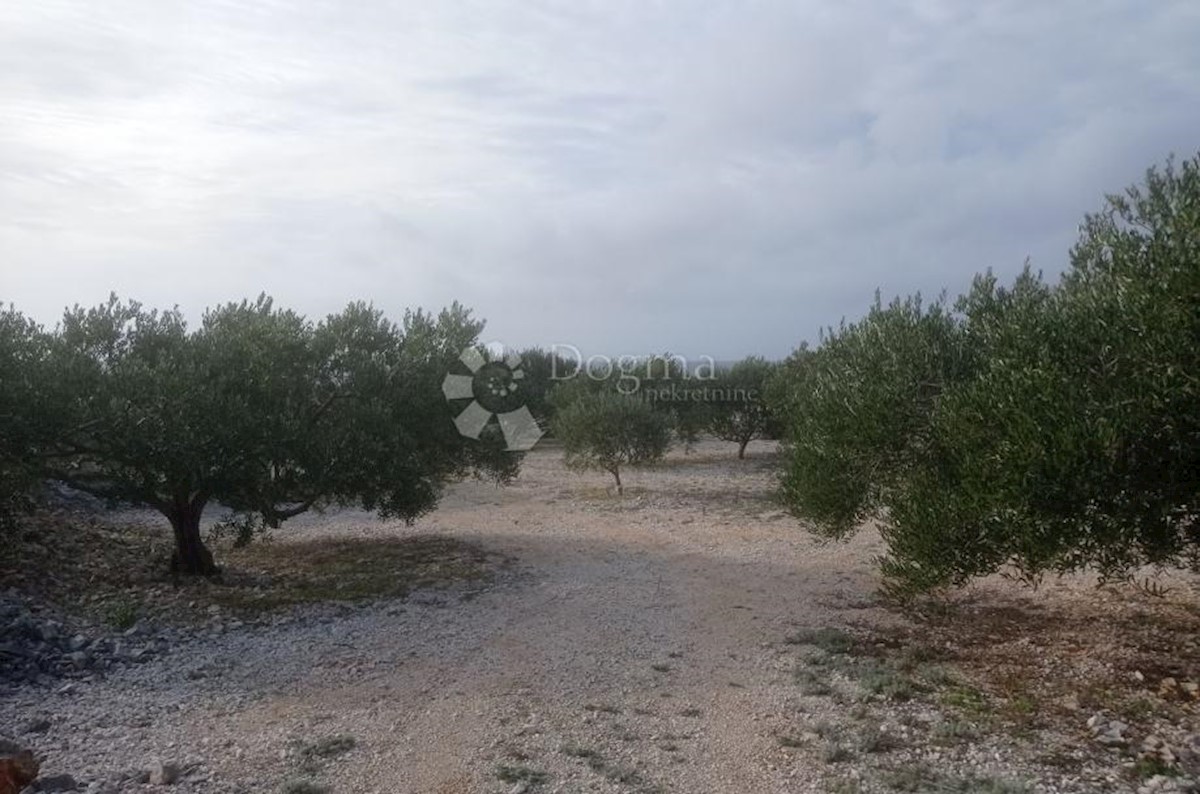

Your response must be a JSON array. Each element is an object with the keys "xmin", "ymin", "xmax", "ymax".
[{"xmin": 2, "ymin": 442, "xmax": 903, "ymax": 793}]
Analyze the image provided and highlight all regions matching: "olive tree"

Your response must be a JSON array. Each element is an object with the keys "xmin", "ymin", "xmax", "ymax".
[
  {"xmin": 896, "ymin": 156, "xmax": 1200, "ymax": 590},
  {"xmin": 775, "ymin": 153, "xmax": 1200, "ymax": 594},
  {"xmin": 549, "ymin": 353, "xmax": 710, "ymax": 449},
  {"xmin": 708, "ymin": 356, "xmax": 776, "ymax": 458},
  {"xmin": 552, "ymin": 391, "xmax": 672, "ymax": 494},
  {"xmin": 37, "ymin": 295, "xmax": 518, "ymax": 575},
  {"xmin": 0, "ymin": 306, "xmax": 49, "ymax": 528},
  {"xmin": 639, "ymin": 354, "xmax": 713, "ymax": 451},
  {"xmin": 512, "ymin": 347, "xmax": 579, "ymax": 428},
  {"xmin": 775, "ymin": 293, "xmax": 971, "ymax": 539}
]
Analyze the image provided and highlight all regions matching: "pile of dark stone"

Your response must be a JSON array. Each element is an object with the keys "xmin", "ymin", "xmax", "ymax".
[{"xmin": 0, "ymin": 594, "xmax": 167, "ymax": 690}]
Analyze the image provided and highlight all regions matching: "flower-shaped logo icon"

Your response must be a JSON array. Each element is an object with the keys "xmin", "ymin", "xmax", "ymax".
[{"xmin": 441, "ymin": 345, "xmax": 544, "ymax": 451}]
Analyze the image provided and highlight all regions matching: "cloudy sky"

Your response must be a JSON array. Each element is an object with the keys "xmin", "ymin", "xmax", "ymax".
[{"xmin": 2, "ymin": 1, "xmax": 1198, "ymax": 359}]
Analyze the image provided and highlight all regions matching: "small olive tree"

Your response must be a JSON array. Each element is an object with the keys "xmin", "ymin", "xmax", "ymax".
[
  {"xmin": 549, "ymin": 353, "xmax": 710, "ymax": 449},
  {"xmin": 512, "ymin": 346, "xmax": 580, "ymax": 429},
  {"xmin": 708, "ymin": 356, "xmax": 776, "ymax": 458},
  {"xmin": 552, "ymin": 391, "xmax": 672, "ymax": 494},
  {"xmin": 635, "ymin": 354, "xmax": 712, "ymax": 450},
  {"xmin": 33, "ymin": 295, "xmax": 518, "ymax": 575}
]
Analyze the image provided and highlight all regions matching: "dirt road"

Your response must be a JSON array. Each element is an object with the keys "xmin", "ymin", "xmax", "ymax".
[{"xmin": 3, "ymin": 442, "xmax": 896, "ymax": 792}]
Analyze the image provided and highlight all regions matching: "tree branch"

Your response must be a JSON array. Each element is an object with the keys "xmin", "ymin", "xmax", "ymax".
[
  {"xmin": 310, "ymin": 392, "xmax": 357, "ymax": 424},
  {"xmin": 263, "ymin": 499, "xmax": 315, "ymax": 526}
]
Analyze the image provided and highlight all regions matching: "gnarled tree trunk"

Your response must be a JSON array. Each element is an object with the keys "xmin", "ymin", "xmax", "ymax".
[{"xmin": 165, "ymin": 498, "xmax": 218, "ymax": 577}]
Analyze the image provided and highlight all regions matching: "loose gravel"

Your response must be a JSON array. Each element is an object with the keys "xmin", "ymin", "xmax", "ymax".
[{"xmin": 2, "ymin": 441, "xmax": 1196, "ymax": 793}]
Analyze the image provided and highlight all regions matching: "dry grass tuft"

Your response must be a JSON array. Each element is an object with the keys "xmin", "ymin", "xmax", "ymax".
[
  {"xmin": 0, "ymin": 509, "xmax": 502, "ymax": 625},
  {"xmin": 213, "ymin": 535, "xmax": 495, "ymax": 613}
]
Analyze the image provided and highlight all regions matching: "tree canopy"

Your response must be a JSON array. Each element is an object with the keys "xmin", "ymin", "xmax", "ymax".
[
  {"xmin": 553, "ymin": 391, "xmax": 672, "ymax": 494},
  {"xmin": 708, "ymin": 356, "xmax": 777, "ymax": 458},
  {"xmin": 21, "ymin": 295, "xmax": 517, "ymax": 574},
  {"xmin": 772, "ymin": 153, "xmax": 1200, "ymax": 595},
  {"xmin": 0, "ymin": 306, "xmax": 49, "ymax": 528}
]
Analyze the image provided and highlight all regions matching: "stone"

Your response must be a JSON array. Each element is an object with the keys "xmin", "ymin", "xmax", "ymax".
[
  {"xmin": 33, "ymin": 773, "xmax": 78, "ymax": 791},
  {"xmin": 1137, "ymin": 775, "xmax": 1200, "ymax": 794},
  {"xmin": 1097, "ymin": 730, "xmax": 1127, "ymax": 747},
  {"xmin": 23, "ymin": 718, "xmax": 51, "ymax": 735},
  {"xmin": 148, "ymin": 762, "xmax": 180, "ymax": 786}
]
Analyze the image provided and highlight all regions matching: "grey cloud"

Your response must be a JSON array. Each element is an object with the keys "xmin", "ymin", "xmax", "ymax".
[{"xmin": 1, "ymin": 1, "xmax": 1198, "ymax": 360}]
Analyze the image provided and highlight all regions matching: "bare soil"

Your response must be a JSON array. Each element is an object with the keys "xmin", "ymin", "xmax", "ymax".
[{"xmin": 3, "ymin": 440, "xmax": 1199, "ymax": 793}]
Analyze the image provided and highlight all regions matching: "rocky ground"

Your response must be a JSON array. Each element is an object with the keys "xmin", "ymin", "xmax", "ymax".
[{"xmin": 2, "ymin": 440, "xmax": 1199, "ymax": 793}]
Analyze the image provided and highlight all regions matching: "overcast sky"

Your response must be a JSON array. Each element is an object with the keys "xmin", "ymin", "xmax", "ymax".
[{"xmin": 2, "ymin": 1, "xmax": 1198, "ymax": 359}]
